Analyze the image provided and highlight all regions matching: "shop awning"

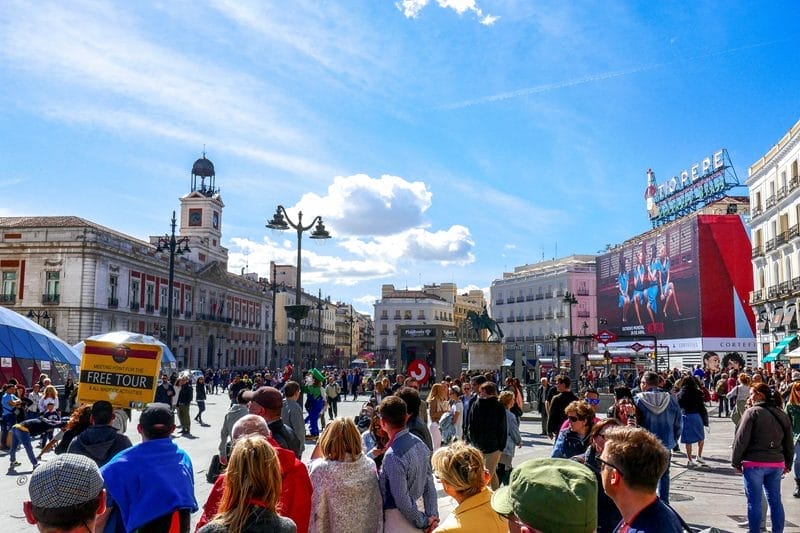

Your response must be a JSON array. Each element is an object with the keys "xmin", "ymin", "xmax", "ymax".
[
  {"xmin": 772, "ymin": 308, "xmax": 784, "ymax": 328},
  {"xmin": 783, "ymin": 307, "xmax": 797, "ymax": 327},
  {"xmin": 763, "ymin": 335, "xmax": 797, "ymax": 363}
]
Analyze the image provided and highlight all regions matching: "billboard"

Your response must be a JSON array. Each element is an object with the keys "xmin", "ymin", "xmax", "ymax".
[
  {"xmin": 597, "ymin": 217, "xmax": 701, "ymax": 341},
  {"xmin": 77, "ymin": 340, "xmax": 163, "ymax": 408},
  {"xmin": 597, "ymin": 214, "xmax": 755, "ymax": 353}
]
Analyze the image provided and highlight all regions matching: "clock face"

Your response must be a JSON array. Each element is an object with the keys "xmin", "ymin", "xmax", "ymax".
[
  {"xmin": 212, "ymin": 212, "xmax": 219, "ymax": 229},
  {"xmin": 189, "ymin": 210, "xmax": 202, "ymax": 226}
]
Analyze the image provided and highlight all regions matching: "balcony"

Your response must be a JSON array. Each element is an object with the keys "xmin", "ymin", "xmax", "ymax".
[
  {"xmin": 791, "ymin": 176, "xmax": 800, "ymax": 191},
  {"xmin": 525, "ymin": 295, "xmax": 534, "ymax": 301},
  {"xmin": 749, "ymin": 289, "xmax": 763, "ymax": 304},
  {"xmin": 506, "ymin": 298, "xmax": 514, "ymax": 304},
  {"xmin": 793, "ymin": 278, "xmax": 800, "ymax": 294},
  {"xmin": 508, "ymin": 316, "xmax": 516, "ymax": 323},
  {"xmin": 765, "ymin": 238, "xmax": 776, "ymax": 252},
  {"xmin": 535, "ymin": 313, "xmax": 544, "ymax": 320},
  {"xmin": 42, "ymin": 293, "xmax": 60, "ymax": 304},
  {"xmin": 108, "ymin": 297, "xmax": 119, "ymax": 308},
  {"xmin": 577, "ymin": 310, "xmax": 590, "ymax": 318},
  {"xmin": 516, "ymin": 296, "xmax": 524, "ymax": 303},
  {"xmin": 790, "ymin": 225, "xmax": 799, "ymax": 240},
  {"xmin": 526, "ymin": 314, "xmax": 534, "ymax": 321},
  {"xmin": 555, "ymin": 289, "xmax": 564, "ymax": 297},
  {"xmin": 752, "ymin": 245, "xmax": 763, "ymax": 258},
  {"xmin": 766, "ymin": 195, "xmax": 777, "ymax": 209},
  {"xmin": 496, "ymin": 317, "xmax": 504, "ymax": 323},
  {"xmin": 381, "ymin": 312, "xmax": 389, "ymax": 319},
  {"xmin": 184, "ymin": 311, "xmax": 192, "ymax": 319},
  {"xmin": 576, "ymin": 288, "xmax": 590, "ymax": 296},
  {"xmin": 777, "ymin": 185, "xmax": 788, "ymax": 201},
  {"xmin": 173, "ymin": 309, "xmax": 180, "ymax": 317},
  {"xmin": 159, "ymin": 307, "xmax": 168, "ymax": 316},
  {"xmin": 535, "ymin": 294, "xmax": 544, "ymax": 300},
  {"xmin": 555, "ymin": 311, "xmax": 565, "ymax": 319},
  {"xmin": 779, "ymin": 281, "xmax": 790, "ymax": 295},
  {"xmin": 545, "ymin": 311, "xmax": 554, "ymax": 319},
  {"xmin": 767, "ymin": 285, "xmax": 779, "ymax": 300},
  {"xmin": 776, "ymin": 231, "xmax": 788, "ymax": 246},
  {"xmin": 544, "ymin": 292, "xmax": 554, "ymax": 299},
  {"xmin": 0, "ymin": 294, "xmax": 15, "ymax": 304},
  {"xmin": 146, "ymin": 304, "xmax": 155, "ymax": 313},
  {"xmin": 494, "ymin": 299, "xmax": 503, "ymax": 305},
  {"xmin": 129, "ymin": 301, "xmax": 140, "ymax": 311},
  {"xmin": 751, "ymin": 205, "xmax": 763, "ymax": 218}
]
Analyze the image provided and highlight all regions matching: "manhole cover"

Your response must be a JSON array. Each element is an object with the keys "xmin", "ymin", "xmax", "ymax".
[{"xmin": 668, "ymin": 492, "xmax": 694, "ymax": 502}]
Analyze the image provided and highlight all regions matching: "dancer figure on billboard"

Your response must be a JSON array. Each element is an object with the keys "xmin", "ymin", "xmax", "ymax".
[
  {"xmin": 644, "ymin": 244, "xmax": 659, "ymax": 324},
  {"xmin": 617, "ymin": 254, "xmax": 631, "ymax": 323},
  {"xmin": 657, "ymin": 244, "xmax": 682, "ymax": 319},
  {"xmin": 632, "ymin": 249, "xmax": 646, "ymax": 325}
]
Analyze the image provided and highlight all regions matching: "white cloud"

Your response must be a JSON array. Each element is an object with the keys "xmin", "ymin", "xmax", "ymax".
[
  {"xmin": 339, "ymin": 225, "xmax": 475, "ymax": 266},
  {"xmin": 504, "ymin": 244, "xmax": 517, "ymax": 250},
  {"xmin": 293, "ymin": 174, "xmax": 433, "ymax": 237},
  {"xmin": 397, "ymin": 0, "xmax": 498, "ymax": 25}
]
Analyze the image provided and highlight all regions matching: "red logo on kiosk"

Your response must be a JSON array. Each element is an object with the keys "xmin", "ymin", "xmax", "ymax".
[{"xmin": 406, "ymin": 359, "xmax": 431, "ymax": 385}]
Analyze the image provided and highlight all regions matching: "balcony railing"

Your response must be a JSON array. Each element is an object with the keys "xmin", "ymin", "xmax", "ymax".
[
  {"xmin": 535, "ymin": 313, "xmax": 543, "ymax": 320},
  {"xmin": 544, "ymin": 292, "xmax": 554, "ymax": 299},
  {"xmin": 494, "ymin": 299, "xmax": 503, "ymax": 305},
  {"xmin": 108, "ymin": 297, "xmax": 119, "ymax": 308},
  {"xmin": 555, "ymin": 289, "xmax": 564, "ymax": 297},
  {"xmin": 767, "ymin": 285, "xmax": 779, "ymax": 300},
  {"xmin": 146, "ymin": 304, "xmax": 155, "ymax": 313},
  {"xmin": 576, "ymin": 288, "xmax": 590, "ymax": 296},
  {"xmin": 751, "ymin": 205, "xmax": 763, "ymax": 218},
  {"xmin": 130, "ymin": 301, "xmax": 140, "ymax": 311},
  {"xmin": 525, "ymin": 295, "xmax": 534, "ymax": 301},
  {"xmin": 766, "ymin": 195, "xmax": 777, "ymax": 209},
  {"xmin": 535, "ymin": 294, "xmax": 544, "ymax": 300},
  {"xmin": 0, "ymin": 294, "xmax": 15, "ymax": 304},
  {"xmin": 790, "ymin": 225, "xmax": 799, "ymax": 240},
  {"xmin": 545, "ymin": 312, "xmax": 554, "ymax": 319},
  {"xmin": 496, "ymin": 317, "xmax": 504, "ymax": 323},
  {"xmin": 516, "ymin": 296, "xmax": 524, "ymax": 302},
  {"xmin": 159, "ymin": 307, "xmax": 168, "ymax": 316},
  {"xmin": 555, "ymin": 311, "xmax": 565, "ymax": 318},
  {"xmin": 779, "ymin": 281, "xmax": 791, "ymax": 295},
  {"xmin": 42, "ymin": 293, "xmax": 60, "ymax": 304},
  {"xmin": 750, "ymin": 289, "xmax": 763, "ymax": 304},
  {"xmin": 791, "ymin": 176, "xmax": 800, "ymax": 190},
  {"xmin": 793, "ymin": 278, "xmax": 800, "ymax": 293},
  {"xmin": 776, "ymin": 231, "xmax": 788, "ymax": 246},
  {"xmin": 577, "ymin": 310, "xmax": 590, "ymax": 318},
  {"xmin": 752, "ymin": 245, "xmax": 763, "ymax": 258},
  {"xmin": 526, "ymin": 314, "xmax": 534, "ymax": 321},
  {"xmin": 777, "ymin": 185, "xmax": 788, "ymax": 201},
  {"xmin": 765, "ymin": 238, "xmax": 776, "ymax": 252},
  {"xmin": 506, "ymin": 298, "xmax": 514, "ymax": 304}
]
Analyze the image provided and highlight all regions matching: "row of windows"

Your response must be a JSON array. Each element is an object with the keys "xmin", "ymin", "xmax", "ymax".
[
  {"xmin": 1, "ymin": 271, "xmax": 60, "ymax": 297},
  {"xmin": 378, "ymin": 310, "xmax": 453, "ymax": 321}
]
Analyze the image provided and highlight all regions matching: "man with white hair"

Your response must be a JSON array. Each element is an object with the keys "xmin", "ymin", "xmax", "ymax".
[{"xmin": 197, "ymin": 414, "xmax": 313, "ymax": 533}]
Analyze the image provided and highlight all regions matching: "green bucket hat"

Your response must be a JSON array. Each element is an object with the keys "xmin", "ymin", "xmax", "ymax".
[{"xmin": 491, "ymin": 458, "xmax": 597, "ymax": 533}]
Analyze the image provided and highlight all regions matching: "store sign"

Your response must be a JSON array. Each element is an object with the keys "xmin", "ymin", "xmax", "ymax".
[
  {"xmin": 402, "ymin": 328, "xmax": 434, "ymax": 338},
  {"xmin": 78, "ymin": 340, "xmax": 163, "ymax": 408}
]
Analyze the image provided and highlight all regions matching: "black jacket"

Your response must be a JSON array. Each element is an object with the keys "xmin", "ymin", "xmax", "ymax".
[
  {"xmin": 67, "ymin": 425, "xmax": 132, "ymax": 467},
  {"xmin": 196, "ymin": 382, "xmax": 207, "ymax": 402},
  {"xmin": 268, "ymin": 419, "xmax": 303, "ymax": 459},
  {"xmin": 177, "ymin": 384, "xmax": 193, "ymax": 406},
  {"xmin": 154, "ymin": 382, "xmax": 175, "ymax": 404},
  {"xmin": 547, "ymin": 391, "xmax": 578, "ymax": 436},
  {"xmin": 468, "ymin": 396, "xmax": 507, "ymax": 453},
  {"xmin": 677, "ymin": 386, "xmax": 709, "ymax": 426}
]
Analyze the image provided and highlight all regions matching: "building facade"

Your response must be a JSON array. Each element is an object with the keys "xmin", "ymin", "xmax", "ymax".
[
  {"xmin": 0, "ymin": 156, "xmax": 270, "ymax": 370},
  {"xmin": 748, "ymin": 117, "xmax": 800, "ymax": 365}
]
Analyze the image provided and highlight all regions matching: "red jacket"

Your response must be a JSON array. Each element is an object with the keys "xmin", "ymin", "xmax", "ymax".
[{"xmin": 196, "ymin": 438, "xmax": 312, "ymax": 533}]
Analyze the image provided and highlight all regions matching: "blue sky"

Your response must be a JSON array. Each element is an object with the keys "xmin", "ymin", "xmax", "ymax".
[{"xmin": 1, "ymin": 1, "xmax": 798, "ymax": 314}]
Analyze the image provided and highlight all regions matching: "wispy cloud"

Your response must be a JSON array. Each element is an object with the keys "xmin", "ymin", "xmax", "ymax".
[{"xmin": 396, "ymin": 0, "xmax": 498, "ymax": 25}]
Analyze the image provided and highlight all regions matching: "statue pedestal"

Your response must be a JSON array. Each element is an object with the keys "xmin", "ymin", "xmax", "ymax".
[{"xmin": 467, "ymin": 342, "xmax": 504, "ymax": 371}]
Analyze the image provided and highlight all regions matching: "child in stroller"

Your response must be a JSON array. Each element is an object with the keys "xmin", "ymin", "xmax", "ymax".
[{"xmin": 355, "ymin": 397, "xmax": 377, "ymax": 431}]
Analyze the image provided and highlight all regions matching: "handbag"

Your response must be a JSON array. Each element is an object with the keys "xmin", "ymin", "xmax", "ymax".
[{"xmin": 206, "ymin": 454, "xmax": 225, "ymax": 484}]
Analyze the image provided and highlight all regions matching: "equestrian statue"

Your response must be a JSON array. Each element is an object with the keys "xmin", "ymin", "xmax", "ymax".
[{"xmin": 466, "ymin": 307, "xmax": 504, "ymax": 342}]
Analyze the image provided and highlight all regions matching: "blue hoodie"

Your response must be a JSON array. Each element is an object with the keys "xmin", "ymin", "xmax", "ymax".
[{"xmin": 634, "ymin": 389, "xmax": 682, "ymax": 449}]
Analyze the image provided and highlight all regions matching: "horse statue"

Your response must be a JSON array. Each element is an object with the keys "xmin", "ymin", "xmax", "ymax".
[{"xmin": 466, "ymin": 308, "xmax": 504, "ymax": 342}]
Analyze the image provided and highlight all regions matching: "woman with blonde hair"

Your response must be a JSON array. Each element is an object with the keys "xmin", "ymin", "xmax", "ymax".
[
  {"xmin": 199, "ymin": 435, "xmax": 295, "ymax": 533},
  {"xmin": 308, "ymin": 417, "xmax": 382, "ymax": 533},
  {"xmin": 428, "ymin": 383, "xmax": 449, "ymax": 450},
  {"xmin": 551, "ymin": 400, "xmax": 595, "ymax": 459},
  {"xmin": 785, "ymin": 381, "xmax": 800, "ymax": 497},
  {"xmin": 38, "ymin": 384, "xmax": 59, "ymax": 413},
  {"xmin": 430, "ymin": 441, "xmax": 508, "ymax": 532}
]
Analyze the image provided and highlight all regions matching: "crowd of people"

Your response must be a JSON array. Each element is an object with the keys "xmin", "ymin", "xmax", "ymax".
[{"xmin": 7, "ymin": 352, "xmax": 800, "ymax": 532}]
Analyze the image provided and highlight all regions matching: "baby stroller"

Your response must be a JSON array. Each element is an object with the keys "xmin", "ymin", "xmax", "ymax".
[{"xmin": 355, "ymin": 398, "xmax": 377, "ymax": 431}]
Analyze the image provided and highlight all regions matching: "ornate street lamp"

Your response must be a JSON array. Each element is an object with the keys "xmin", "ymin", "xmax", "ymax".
[
  {"xmin": 27, "ymin": 309, "xmax": 50, "ymax": 326},
  {"xmin": 266, "ymin": 206, "xmax": 330, "ymax": 376},
  {"xmin": 156, "ymin": 211, "xmax": 190, "ymax": 363},
  {"xmin": 563, "ymin": 291, "xmax": 578, "ymax": 381}
]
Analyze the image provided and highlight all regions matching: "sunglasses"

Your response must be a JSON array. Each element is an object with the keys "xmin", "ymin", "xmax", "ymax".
[
  {"xmin": 585, "ymin": 398, "xmax": 600, "ymax": 405},
  {"xmin": 567, "ymin": 415, "xmax": 582, "ymax": 423},
  {"xmin": 596, "ymin": 456, "xmax": 624, "ymax": 476}
]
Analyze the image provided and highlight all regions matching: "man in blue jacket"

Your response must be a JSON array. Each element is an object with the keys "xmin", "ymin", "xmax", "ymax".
[
  {"xmin": 633, "ymin": 371, "xmax": 682, "ymax": 504},
  {"xmin": 99, "ymin": 403, "xmax": 197, "ymax": 532}
]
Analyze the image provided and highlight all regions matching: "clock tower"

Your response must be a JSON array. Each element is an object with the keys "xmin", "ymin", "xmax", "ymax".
[{"xmin": 178, "ymin": 153, "xmax": 228, "ymax": 267}]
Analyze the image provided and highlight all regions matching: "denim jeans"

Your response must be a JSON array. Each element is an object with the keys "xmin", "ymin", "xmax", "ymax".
[
  {"xmin": 658, "ymin": 460, "xmax": 671, "ymax": 504},
  {"xmin": 794, "ymin": 440, "xmax": 800, "ymax": 481},
  {"xmin": 1, "ymin": 413, "xmax": 15, "ymax": 448},
  {"xmin": 743, "ymin": 466, "xmax": 784, "ymax": 533},
  {"xmin": 10, "ymin": 428, "xmax": 37, "ymax": 467}
]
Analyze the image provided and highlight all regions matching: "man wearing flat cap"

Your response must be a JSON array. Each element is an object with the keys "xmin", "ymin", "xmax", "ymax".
[
  {"xmin": 23, "ymin": 453, "xmax": 106, "ymax": 532},
  {"xmin": 99, "ymin": 403, "xmax": 197, "ymax": 532}
]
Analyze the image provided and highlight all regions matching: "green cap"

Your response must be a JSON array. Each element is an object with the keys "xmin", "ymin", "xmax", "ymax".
[
  {"xmin": 310, "ymin": 368, "xmax": 325, "ymax": 383},
  {"xmin": 491, "ymin": 458, "xmax": 597, "ymax": 533}
]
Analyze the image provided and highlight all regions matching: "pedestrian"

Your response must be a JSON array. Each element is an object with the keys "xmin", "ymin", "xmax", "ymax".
[
  {"xmin": 467, "ymin": 382, "xmax": 507, "ymax": 490},
  {"xmin": 67, "ymin": 400, "xmax": 132, "ymax": 467},
  {"xmin": 378, "ymin": 395, "xmax": 439, "ymax": 532},
  {"xmin": 497, "ymin": 390, "xmax": 522, "ymax": 486},
  {"xmin": 551, "ymin": 400, "xmax": 595, "ymax": 459},
  {"xmin": 490, "ymin": 457, "xmax": 597, "ymax": 533},
  {"xmin": 676, "ymin": 376, "xmax": 709, "ymax": 467},
  {"xmin": 427, "ymin": 383, "xmax": 449, "ymax": 450},
  {"xmin": 198, "ymin": 434, "xmax": 296, "ymax": 533},
  {"xmin": 23, "ymin": 453, "xmax": 106, "ymax": 533},
  {"xmin": 243, "ymin": 386, "xmax": 303, "ymax": 459},
  {"xmin": 728, "ymin": 373, "xmax": 752, "ymax": 429},
  {"xmin": 217, "ymin": 390, "xmax": 249, "ymax": 466},
  {"xmin": 785, "ymin": 381, "xmax": 800, "ymax": 498},
  {"xmin": 448, "ymin": 385, "xmax": 464, "ymax": 441},
  {"xmin": 715, "ymin": 372, "xmax": 730, "ymax": 417},
  {"xmin": 26, "ymin": 383, "xmax": 42, "ymax": 420},
  {"xmin": 39, "ymin": 385, "xmax": 59, "ymax": 414},
  {"xmin": 600, "ymin": 426, "xmax": 688, "ymax": 531},
  {"xmin": 195, "ymin": 376, "xmax": 207, "ymax": 425},
  {"xmin": 546, "ymin": 375, "xmax": 578, "ymax": 438},
  {"xmin": 63, "ymin": 377, "xmax": 75, "ymax": 413},
  {"xmin": 361, "ymin": 412, "xmax": 389, "ymax": 471},
  {"xmin": 176, "ymin": 375, "xmax": 193, "ymax": 435},
  {"xmin": 581, "ymin": 418, "xmax": 622, "ymax": 532},
  {"xmin": 732, "ymin": 382, "xmax": 794, "ymax": 533},
  {"xmin": 633, "ymin": 371, "xmax": 682, "ymax": 503},
  {"xmin": 9, "ymin": 415, "xmax": 64, "ymax": 469},
  {"xmin": 281, "ymin": 381, "xmax": 306, "ymax": 457},
  {"xmin": 324, "ymin": 375, "xmax": 340, "ymax": 419},
  {"xmin": 40, "ymin": 402, "xmax": 60, "ymax": 448},
  {"xmin": 100, "ymin": 403, "xmax": 197, "ymax": 532},
  {"xmin": 308, "ymin": 418, "xmax": 382, "ymax": 533},
  {"xmin": 153, "ymin": 374, "xmax": 176, "ymax": 406},
  {"xmin": 302, "ymin": 370, "xmax": 326, "ymax": 440},
  {"xmin": 431, "ymin": 441, "xmax": 508, "ymax": 532},
  {"xmin": 462, "ymin": 375, "xmax": 485, "ymax": 443},
  {"xmin": 396, "ymin": 386, "xmax": 434, "ymax": 451},
  {"xmin": 54, "ymin": 404, "xmax": 92, "ymax": 454}
]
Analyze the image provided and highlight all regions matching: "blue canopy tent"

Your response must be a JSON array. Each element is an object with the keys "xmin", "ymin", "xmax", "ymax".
[
  {"xmin": 0, "ymin": 306, "xmax": 81, "ymax": 387},
  {"xmin": 73, "ymin": 331, "xmax": 177, "ymax": 371}
]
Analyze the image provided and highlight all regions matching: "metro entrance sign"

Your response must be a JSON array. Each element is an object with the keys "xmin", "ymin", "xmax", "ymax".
[
  {"xmin": 594, "ymin": 330, "xmax": 618, "ymax": 344},
  {"xmin": 629, "ymin": 342, "xmax": 646, "ymax": 352}
]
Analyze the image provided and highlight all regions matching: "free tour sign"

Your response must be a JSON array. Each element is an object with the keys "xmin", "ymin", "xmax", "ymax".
[{"xmin": 77, "ymin": 340, "xmax": 163, "ymax": 408}]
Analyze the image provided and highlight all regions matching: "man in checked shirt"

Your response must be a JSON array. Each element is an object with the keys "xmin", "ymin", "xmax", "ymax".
[{"xmin": 378, "ymin": 395, "xmax": 439, "ymax": 532}]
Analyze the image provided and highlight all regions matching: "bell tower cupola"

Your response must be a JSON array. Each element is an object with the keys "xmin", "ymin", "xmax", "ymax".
[{"xmin": 178, "ymin": 151, "xmax": 228, "ymax": 267}]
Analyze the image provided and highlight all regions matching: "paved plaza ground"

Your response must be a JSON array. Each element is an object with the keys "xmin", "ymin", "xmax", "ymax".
[{"xmin": 1, "ymin": 393, "xmax": 799, "ymax": 531}]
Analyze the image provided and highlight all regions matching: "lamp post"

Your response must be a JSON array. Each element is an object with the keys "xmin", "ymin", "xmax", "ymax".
[
  {"xmin": 264, "ymin": 263, "xmax": 286, "ymax": 371},
  {"xmin": 156, "ymin": 211, "xmax": 190, "ymax": 364},
  {"xmin": 216, "ymin": 334, "xmax": 225, "ymax": 369},
  {"xmin": 347, "ymin": 305, "xmax": 355, "ymax": 367},
  {"xmin": 316, "ymin": 288, "xmax": 324, "ymax": 370},
  {"xmin": 26, "ymin": 309, "xmax": 50, "ymax": 326},
  {"xmin": 563, "ymin": 291, "xmax": 578, "ymax": 379},
  {"xmin": 266, "ymin": 205, "xmax": 331, "ymax": 377}
]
